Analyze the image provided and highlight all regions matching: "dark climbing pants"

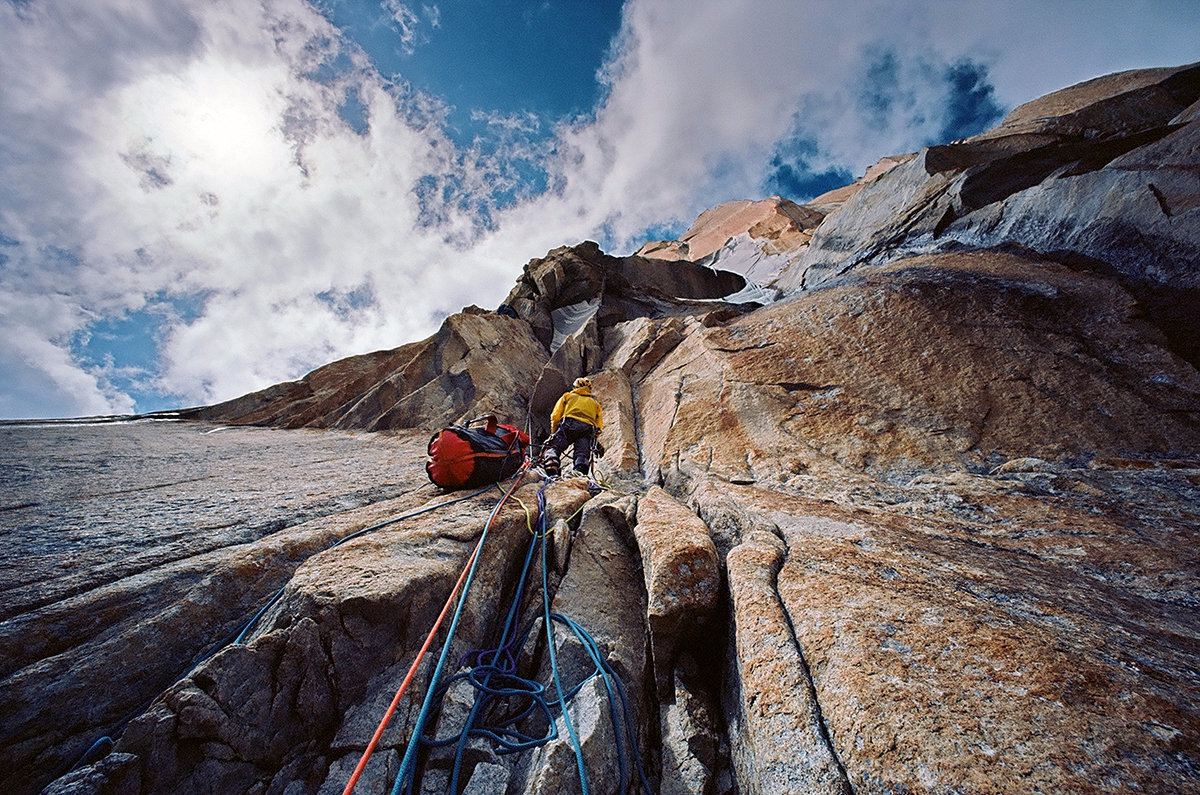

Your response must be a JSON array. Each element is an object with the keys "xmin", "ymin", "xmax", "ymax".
[{"xmin": 544, "ymin": 417, "xmax": 596, "ymax": 474}]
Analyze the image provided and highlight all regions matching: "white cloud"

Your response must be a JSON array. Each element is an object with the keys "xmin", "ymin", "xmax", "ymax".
[
  {"xmin": 2, "ymin": 0, "xmax": 1198, "ymax": 418},
  {"xmin": 382, "ymin": 0, "xmax": 424, "ymax": 53}
]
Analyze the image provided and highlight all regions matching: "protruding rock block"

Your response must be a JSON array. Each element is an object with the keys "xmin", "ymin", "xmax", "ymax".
[
  {"xmin": 659, "ymin": 653, "xmax": 725, "ymax": 795},
  {"xmin": 590, "ymin": 368, "xmax": 638, "ymax": 476},
  {"xmin": 602, "ymin": 316, "xmax": 686, "ymax": 382},
  {"xmin": 726, "ymin": 528, "xmax": 850, "ymax": 795},
  {"xmin": 633, "ymin": 487, "xmax": 720, "ymax": 691}
]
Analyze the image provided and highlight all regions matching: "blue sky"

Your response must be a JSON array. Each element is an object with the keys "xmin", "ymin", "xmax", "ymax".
[
  {"xmin": 319, "ymin": 0, "xmax": 625, "ymax": 143},
  {"xmin": 1, "ymin": 0, "xmax": 1198, "ymax": 419}
]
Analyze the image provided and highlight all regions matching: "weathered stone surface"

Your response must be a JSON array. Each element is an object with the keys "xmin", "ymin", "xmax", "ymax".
[
  {"xmin": 189, "ymin": 310, "xmax": 549, "ymax": 432},
  {"xmin": 928, "ymin": 116, "xmax": 1200, "ymax": 366},
  {"xmin": 0, "ymin": 423, "xmax": 442, "ymax": 795},
  {"xmin": 590, "ymin": 368, "xmax": 639, "ymax": 478},
  {"xmin": 634, "ymin": 487, "xmax": 720, "ymax": 690},
  {"xmin": 776, "ymin": 63, "xmax": 1200, "ymax": 366},
  {"xmin": 17, "ymin": 60, "xmax": 1200, "ymax": 795},
  {"xmin": 602, "ymin": 316, "xmax": 686, "ymax": 381},
  {"xmin": 714, "ymin": 479, "xmax": 1200, "ymax": 794},
  {"xmin": 726, "ymin": 526, "xmax": 850, "ymax": 795},
  {"xmin": 640, "ymin": 250, "xmax": 1200, "ymax": 490},
  {"xmin": 636, "ymin": 197, "xmax": 824, "ymax": 285},
  {"xmin": 317, "ymin": 751, "xmax": 397, "ymax": 795},
  {"xmin": 41, "ymin": 753, "xmax": 141, "ymax": 795},
  {"xmin": 806, "ymin": 154, "xmax": 917, "ymax": 216},
  {"xmin": 517, "ymin": 677, "xmax": 623, "ymax": 795},
  {"xmin": 106, "ymin": 490, "xmax": 519, "ymax": 794},
  {"xmin": 988, "ymin": 62, "xmax": 1200, "ymax": 138},
  {"xmin": 511, "ymin": 492, "xmax": 651, "ymax": 795},
  {"xmin": 659, "ymin": 654, "xmax": 727, "ymax": 795}
]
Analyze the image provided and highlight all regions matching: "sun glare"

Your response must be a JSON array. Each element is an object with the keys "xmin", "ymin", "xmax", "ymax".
[{"xmin": 117, "ymin": 59, "xmax": 295, "ymax": 188}]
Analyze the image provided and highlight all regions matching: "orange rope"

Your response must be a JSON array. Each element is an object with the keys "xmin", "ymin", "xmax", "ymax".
[{"xmin": 341, "ymin": 467, "xmax": 528, "ymax": 795}]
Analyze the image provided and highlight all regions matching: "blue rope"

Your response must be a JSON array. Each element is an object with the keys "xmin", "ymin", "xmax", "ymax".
[
  {"xmin": 62, "ymin": 484, "xmax": 493, "ymax": 779},
  {"xmin": 538, "ymin": 484, "xmax": 592, "ymax": 795},
  {"xmin": 397, "ymin": 480, "xmax": 654, "ymax": 795},
  {"xmin": 390, "ymin": 477, "xmax": 523, "ymax": 795}
]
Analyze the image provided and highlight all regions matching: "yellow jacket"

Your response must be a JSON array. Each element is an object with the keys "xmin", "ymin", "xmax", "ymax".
[{"xmin": 550, "ymin": 386, "xmax": 603, "ymax": 433}]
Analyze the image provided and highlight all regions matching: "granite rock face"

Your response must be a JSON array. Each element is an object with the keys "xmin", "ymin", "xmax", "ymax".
[
  {"xmin": 634, "ymin": 487, "xmax": 720, "ymax": 691},
  {"xmin": 15, "ymin": 62, "xmax": 1200, "ymax": 795},
  {"xmin": 775, "ymin": 61, "xmax": 1200, "ymax": 366},
  {"xmin": 187, "ymin": 309, "xmax": 550, "ymax": 432},
  {"xmin": 636, "ymin": 197, "xmax": 824, "ymax": 285}
]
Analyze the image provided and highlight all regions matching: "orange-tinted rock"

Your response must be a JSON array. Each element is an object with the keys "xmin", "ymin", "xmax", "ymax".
[
  {"xmin": 706, "ymin": 480, "xmax": 1200, "ymax": 794},
  {"xmin": 633, "ymin": 487, "xmax": 720, "ymax": 690},
  {"xmin": 647, "ymin": 250, "xmax": 1200, "ymax": 489},
  {"xmin": 590, "ymin": 368, "xmax": 639, "ymax": 476},
  {"xmin": 806, "ymin": 153, "xmax": 917, "ymax": 215},
  {"xmin": 636, "ymin": 197, "xmax": 824, "ymax": 286},
  {"xmin": 726, "ymin": 527, "xmax": 849, "ymax": 795}
]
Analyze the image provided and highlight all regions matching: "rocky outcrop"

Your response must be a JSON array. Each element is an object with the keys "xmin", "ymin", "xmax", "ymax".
[
  {"xmin": 633, "ymin": 487, "xmax": 720, "ymax": 691},
  {"xmin": 189, "ymin": 243, "xmax": 748, "ymax": 435},
  {"xmin": 637, "ymin": 197, "xmax": 824, "ymax": 284},
  {"xmin": 774, "ymin": 61, "xmax": 1200, "ymax": 366},
  {"xmin": 13, "ymin": 62, "xmax": 1200, "ymax": 795},
  {"xmin": 186, "ymin": 309, "xmax": 550, "ymax": 432},
  {"xmin": 805, "ymin": 154, "xmax": 918, "ymax": 215}
]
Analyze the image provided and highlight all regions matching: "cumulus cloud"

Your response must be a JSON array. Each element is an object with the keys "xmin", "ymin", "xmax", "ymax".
[{"xmin": 2, "ymin": 0, "xmax": 1198, "ymax": 418}]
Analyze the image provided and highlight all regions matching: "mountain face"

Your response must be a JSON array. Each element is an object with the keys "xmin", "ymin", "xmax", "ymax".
[{"xmin": 16, "ymin": 63, "xmax": 1200, "ymax": 795}]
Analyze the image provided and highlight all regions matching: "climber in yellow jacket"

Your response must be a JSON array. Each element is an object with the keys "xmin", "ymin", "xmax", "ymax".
[{"xmin": 540, "ymin": 377, "xmax": 604, "ymax": 477}]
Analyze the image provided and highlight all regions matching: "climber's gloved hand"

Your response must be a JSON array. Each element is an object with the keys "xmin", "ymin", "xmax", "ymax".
[{"xmin": 594, "ymin": 440, "xmax": 605, "ymax": 458}]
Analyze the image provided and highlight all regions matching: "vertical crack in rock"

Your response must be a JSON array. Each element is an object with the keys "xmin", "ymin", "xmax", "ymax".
[
  {"xmin": 511, "ymin": 491, "xmax": 656, "ymax": 795},
  {"xmin": 659, "ymin": 375, "xmax": 689, "ymax": 487},
  {"xmin": 725, "ymin": 526, "xmax": 851, "ymax": 795},
  {"xmin": 767, "ymin": 529, "xmax": 854, "ymax": 794}
]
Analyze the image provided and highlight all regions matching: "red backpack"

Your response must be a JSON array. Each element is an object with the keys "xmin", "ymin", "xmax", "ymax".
[{"xmin": 425, "ymin": 416, "xmax": 530, "ymax": 490}]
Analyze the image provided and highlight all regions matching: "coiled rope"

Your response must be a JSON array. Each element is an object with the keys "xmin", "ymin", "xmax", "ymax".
[
  {"xmin": 366, "ymin": 477, "xmax": 652, "ymax": 795},
  {"xmin": 338, "ymin": 465, "xmax": 529, "ymax": 794}
]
